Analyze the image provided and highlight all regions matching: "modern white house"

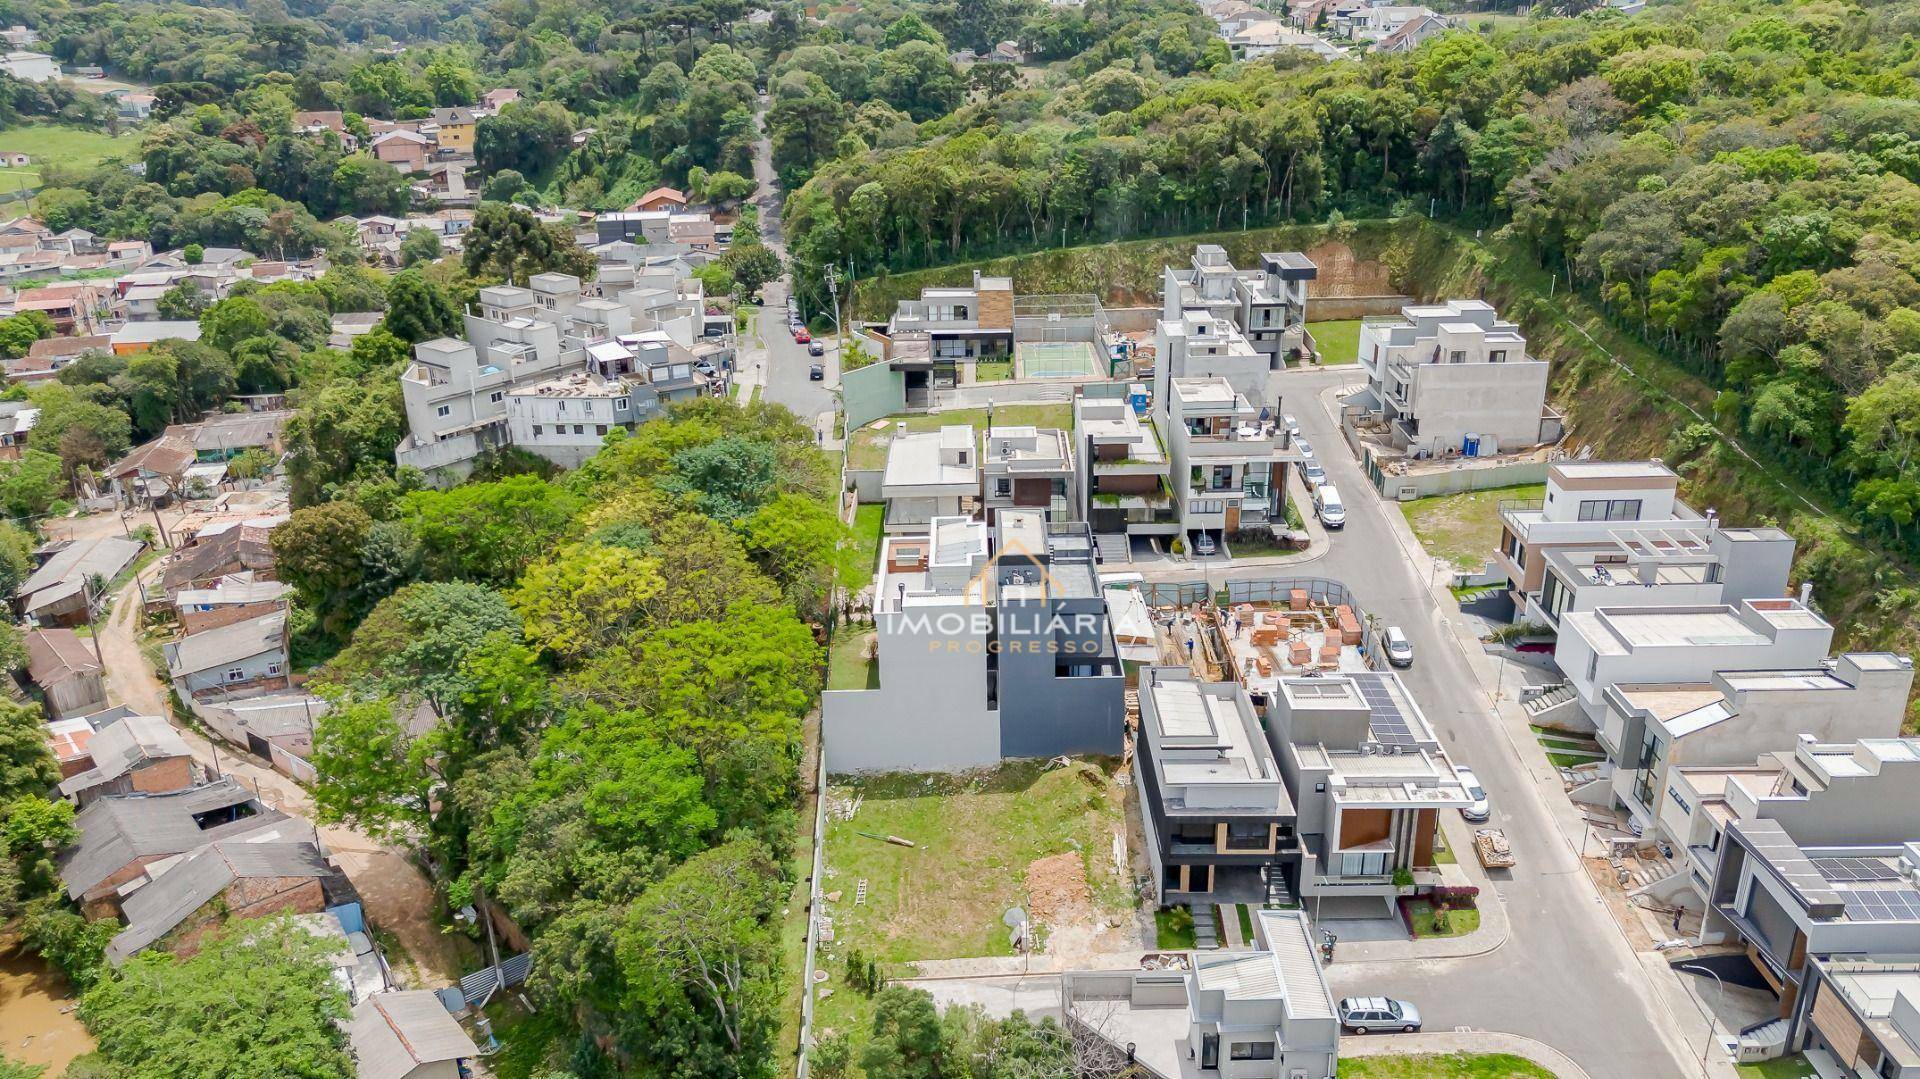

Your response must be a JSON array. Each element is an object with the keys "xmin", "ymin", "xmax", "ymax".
[
  {"xmin": 1696, "ymin": 799, "xmax": 1920, "ymax": 1064},
  {"xmin": 395, "ymin": 269, "xmax": 721, "ymax": 478},
  {"xmin": 822, "ymin": 511, "xmax": 1125, "ymax": 773},
  {"xmin": 1553, "ymin": 596, "xmax": 1835, "ymax": 727},
  {"xmin": 1268, "ymin": 672, "xmax": 1472, "ymax": 917},
  {"xmin": 880, "ymin": 425, "xmax": 979, "ymax": 533},
  {"xmin": 1497, "ymin": 460, "xmax": 1707, "ymax": 613},
  {"xmin": 1527, "ymin": 522, "xmax": 1796, "ymax": 630},
  {"xmin": 980, "ymin": 424, "xmax": 1074, "ymax": 523},
  {"xmin": 1161, "ymin": 246, "xmax": 1319, "ymax": 368},
  {"xmin": 1165, "ymin": 376, "xmax": 1299, "ymax": 550},
  {"xmin": 503, "ymin": 371, "xmax": 644, "ymax": 468},
  {"xmin": 1059, "ymin": 908, "xmax": 1339, "ymax": 1079},
  {"xmin": 1153, "ymin": 309, "xmax": 1269, "ymax": 409},
  {"xmin": 1594, "ymin": 652, "xmax": 1914, "ymax": 838},
  {"xmin": 1355, "ymin": 299, "xmax": 1554, "ymax": 458},
  {"xmin": 1668, "ymin": 732, "xmax": 1920, "ymax": 920}
]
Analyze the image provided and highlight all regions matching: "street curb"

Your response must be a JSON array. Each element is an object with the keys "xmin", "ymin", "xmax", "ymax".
[{"xmin": 1340, "ymin": 1030, "xmax": 1593, "ymax": 1079}]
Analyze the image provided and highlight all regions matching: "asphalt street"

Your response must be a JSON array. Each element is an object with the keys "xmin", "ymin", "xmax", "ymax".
[
  {"xmin": 751, "ymin": 275, "xmax": 838, "ymax": 429},
  {"xmin": 1247, "ymin": 365, "xmax": 1697, "ymax": 1079}
]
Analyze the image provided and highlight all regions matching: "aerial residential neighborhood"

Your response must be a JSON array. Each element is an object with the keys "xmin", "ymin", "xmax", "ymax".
[{"xmin": 0, "ymin": 0, "xmax": 1914, "ymax": 1077}]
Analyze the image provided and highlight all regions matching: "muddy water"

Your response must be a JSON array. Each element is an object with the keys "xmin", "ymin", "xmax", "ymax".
[{"xmin": 0, "ymin": 936, "xmax": 93, "ymax": 1075}]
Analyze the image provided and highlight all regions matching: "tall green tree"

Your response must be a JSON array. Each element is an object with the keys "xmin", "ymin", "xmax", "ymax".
[{"xmin": 79, "ymin": 917, "xmax": 352, "ymax": 1079}]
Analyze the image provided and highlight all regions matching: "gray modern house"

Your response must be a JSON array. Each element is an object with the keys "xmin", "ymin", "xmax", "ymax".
[
  {"xmin": 1134, "ymin": 666, "xmax": 1300, "ymax": 905},
  {"xmin": 822, "ymin": 510, "xmax": 1125, "ymax": 772}
]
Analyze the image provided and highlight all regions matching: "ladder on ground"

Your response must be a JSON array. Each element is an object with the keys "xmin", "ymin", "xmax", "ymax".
[
  {"xmin": 855, "ymin": 879, "xmax": 868, "ymax": 905},
  {"xmin": 1262, "ymin": 864, "xmax": 1294, "ymax": 908},
  {"xmin": 1189, "ymin": 902, "xmax": 1219, "ymax": 949}
]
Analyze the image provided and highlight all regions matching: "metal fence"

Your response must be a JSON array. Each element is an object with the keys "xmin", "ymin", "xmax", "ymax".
[{"xmin": 458, "ymin": 951, "xmax": 532, "ymax": 1008}]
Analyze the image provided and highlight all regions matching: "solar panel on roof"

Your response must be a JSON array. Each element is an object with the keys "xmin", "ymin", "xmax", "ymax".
[
  {"xmin": 1353, "ymin": 673, "xmax": 1418, "ymax": 745},
  {"xmin": 1814, "ymin": 857, "xmax": 1901, "ymax": 882},
  {"xmin": 1840, "ymin": 886, "xmax": 1920, "ymax": 920}
]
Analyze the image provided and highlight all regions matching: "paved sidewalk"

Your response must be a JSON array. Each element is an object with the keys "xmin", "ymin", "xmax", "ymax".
[{"xmin": 1340, "ymin": 1030, "xmax": 1592, "ymax": 1079}]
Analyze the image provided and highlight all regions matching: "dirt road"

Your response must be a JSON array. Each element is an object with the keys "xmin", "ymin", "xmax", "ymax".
[{"xmin": 98, "ymin": 568, "xmax": 466, "ymax": 989}]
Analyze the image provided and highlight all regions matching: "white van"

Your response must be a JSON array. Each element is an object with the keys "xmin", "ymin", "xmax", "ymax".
[{"xmin": 1315, "ymin": 484, "xmax": 1346, "ymax": 529}]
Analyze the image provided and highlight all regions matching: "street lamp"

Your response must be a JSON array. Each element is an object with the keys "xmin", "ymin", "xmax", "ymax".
[{"xmin": 1674, "ymin": 963, "xmax": 1726, "ymax": 1073}]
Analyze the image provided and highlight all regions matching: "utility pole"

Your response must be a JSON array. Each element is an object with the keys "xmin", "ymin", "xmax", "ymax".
[
  {"xmin": 83, "ymin": 574, "xmax": 107, "ymax": 675},
  {"xmin": 823, "ymin": 262, "xmax": 843, "ymax": 353}
]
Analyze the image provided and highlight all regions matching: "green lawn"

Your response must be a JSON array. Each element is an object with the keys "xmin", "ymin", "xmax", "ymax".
[
  {"xmin": 1235, "ymin": 903, "xmax": 1255, "ymax": 940},
  {"xmin": 1405, "ymin": 898, "xmax": 1481, "ymax": 938},
  {"xmin": 840, "ymin": 502, "xmax": 884, "ymax": 588},
  {"xmin": 1307, "ymin": 319, "xmax": 1364, "ymax": 366},
  {"xmin": 846, "ymin": 404, "xmax": 1073, "ymax": 471},
  {"xmin": 1155, "ymin": 905, "xmax": 1196, "ymax": 950},
  {"xmin": 1737, "ymin": 1056, "xmax": 1816, "ymax": 1079},
  {"xmin": 821, "ymin": 758, "xmax": 1131, "ymax": 963},
  {"xmin": 1399, "ymin": 482, "xmax": 1545, "ymax": 572},
  {"xmin": 826, "ymin": 627, "xmax": 878, "ymax": 691},
  {"xmin": 0, "ymin": 123, "xmax": 145, "ymax": 190},
  {"xmin": 974, "ymin": 358, "xmax": 1014, "ymax": 382},
  {"xmin": 1340, "ymin": 1053, "xmax": 1556, "ymax": 1078}
]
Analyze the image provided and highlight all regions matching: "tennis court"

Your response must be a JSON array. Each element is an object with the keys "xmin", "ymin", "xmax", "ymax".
[{"xmin": 1017, "ymin": 340, "xmax": 1103, "ymax": 379}]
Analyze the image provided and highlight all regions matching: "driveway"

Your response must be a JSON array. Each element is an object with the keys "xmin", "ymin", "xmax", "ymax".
[{"xmin": 98, "ymin": 568, "xmax": 466, "ymax": 991}]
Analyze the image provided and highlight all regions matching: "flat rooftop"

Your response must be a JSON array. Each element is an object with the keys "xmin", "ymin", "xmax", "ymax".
[
  {"xmin": 1572, "ymin": 607, "xmax": 1771, "ymax": 655},
  {"xmin": 1550, "ymin": 460, "xmax": 1678, "ymax": 481},
  {"xmin": 1146, "ymin": 678, "xmax": 1280, "ymax": 787},
  {"xmin": 882, "ymin": 425, "xmax": 980, "ymax": 490}
]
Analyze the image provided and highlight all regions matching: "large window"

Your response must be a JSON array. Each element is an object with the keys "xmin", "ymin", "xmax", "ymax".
[
  {"xmin": 1634, "ymin": 730, "xmax": 1667, "ymax": 809},
  {"xmin": 1230, "ymin": 1042, "xmax": 1276, "ymax": 1061},
  {"xmin": 1578, "ymin": 498, "xmax": 1642, "ymax": 521},
  {"xmin": 1330, "ymin": 850, "xmax": 1392, "ymax": 877}
]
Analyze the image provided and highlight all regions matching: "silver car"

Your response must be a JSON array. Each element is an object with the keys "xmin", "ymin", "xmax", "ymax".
[
  {"xmin": 1383, "ymin": 626, "xmax": 1413, "ymax": 667},
  {"xmin": 1455, "ymin": 764, "xmax": 1490, "ymax": 822},
  {"xmin": 1302, "ymin": 460, "xmax": 1328, "ymax": 488},
  {"xmin": 1295, "ymin": 436, "xmax": 1314, "ymax": 460},
  {"xmin": 1339, "ymin": 997, "xmax": 1422, "ymax": 1034}
]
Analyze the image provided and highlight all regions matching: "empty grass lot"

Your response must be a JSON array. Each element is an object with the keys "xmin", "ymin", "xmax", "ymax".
[
  {"xmin": 821, "ymin": 758, "xmax": 1130, "ymax": 964},
  {"xmin": 846, "ymin": 404, "xmax": 1072, "ymax": 471},
  {"xmin": 840, "ymin": 502, "xmax": 884, "ymax": 588},
  {"xmin": 1307, "ymin": 319, "xmax": 1364, "ymax": 366},
  {"xmin": 1339, "ymin": 1053, "xmax": 1556, "ymax": 1078},
  {"xmin": 826, "ymin": 628, "xmax": 878, "ymax": 691},
  {"xmin": 0, "ymin": 123, "xmax": 145, "ymax": 190},
  {"xmin": 1400, "ymin": 482, "xmax": 1545, "ymax": 572}
]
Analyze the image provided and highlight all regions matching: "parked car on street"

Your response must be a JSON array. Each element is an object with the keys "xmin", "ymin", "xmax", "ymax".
[
  {"xmin": 1383, "ymin": 626, "xmax": 1413, "ymax": 667},
  {"xmin": 1315, "ymin": 484, "xmax": 1346, "ymax": 529},
  {"xmin": 1302, "ymin": 460, "xmax": 1328, "ymax": 488},
  {"xmin": 1339, "ymin": 997, "xmax": 1422, "ymax": 1034},
  {"xmin": 808, "ymin": 363, "xmax": 824, "ymax": 381},
  {"xmin": 794, "ymin": 328, "xmax": 811, "ymax": 344},
  {"xmin": 1295, "ymin": 437, "xmax": 1314, "ymax": 459},
  {"xmin": 1455, "ymin": 764, "xmax": 1490, "ymax": 822},
  {"xmin": 808, "ymin": 340, "xmax": 825, "ymax": 356},
  {"xmin": 1282, "ymin": 413, "xmax": 1300, "ymax": 436}
]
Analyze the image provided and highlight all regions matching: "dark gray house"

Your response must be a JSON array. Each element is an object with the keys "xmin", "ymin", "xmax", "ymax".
[
  {"xmin": 822, "ymin": 510, "xmax": 1125, "ymax": 772},
  {"xmin": 1134, "ymin": 666, "xmax": 1301, "ymax": 904}
]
